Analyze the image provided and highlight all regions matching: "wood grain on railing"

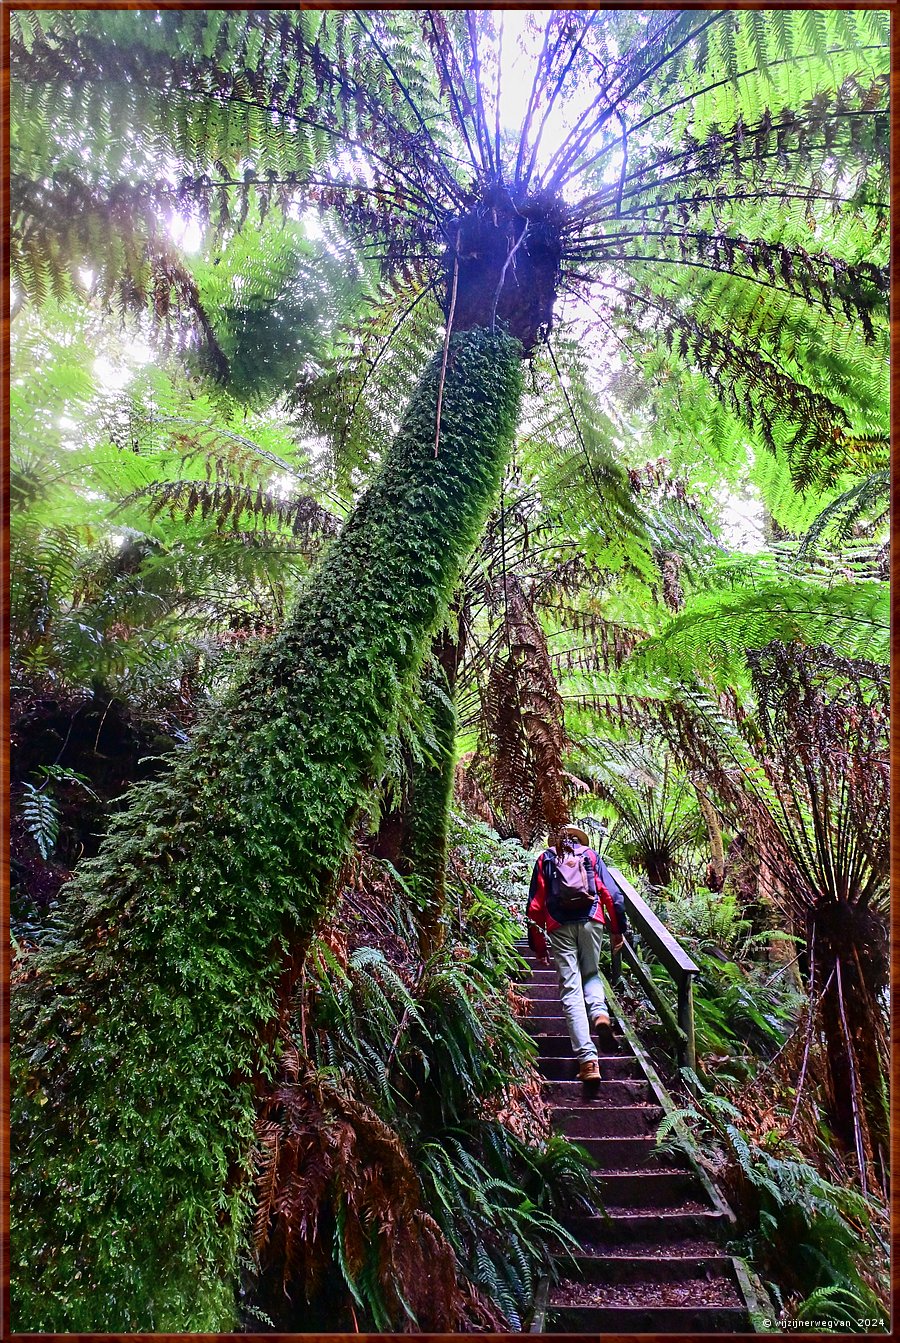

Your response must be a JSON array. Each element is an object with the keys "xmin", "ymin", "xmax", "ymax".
[{"xmin": 607, "ymin": 865, "xmax": 698, "ymax": 1071}]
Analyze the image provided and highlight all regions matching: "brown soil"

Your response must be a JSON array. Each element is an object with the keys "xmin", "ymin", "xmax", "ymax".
[
  {"xmin": 549, "ymin": 1276, "xmax": 743, "ymax": 1308},
  {"xmin": 578, "ymin": 1239, "xmax": 722, "ymax": 1258}
]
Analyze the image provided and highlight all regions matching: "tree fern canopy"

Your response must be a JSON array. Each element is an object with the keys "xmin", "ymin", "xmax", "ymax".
[
  {"xmin": 10, "ymin": 7, "xmax": 889, "ymax": 1334},
  {"xmin": 12, "ymin": 7, "xmax": 888, "ymax": 475}
]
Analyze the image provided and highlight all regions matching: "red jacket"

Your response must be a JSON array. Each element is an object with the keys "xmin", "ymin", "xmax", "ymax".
[{"xmin": 527, "ymin": 845, "xmax": 624, "ymax": 961}]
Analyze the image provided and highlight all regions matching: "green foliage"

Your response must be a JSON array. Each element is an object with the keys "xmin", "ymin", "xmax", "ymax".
[
  {"xmin": 574, "ymin": 743, "xmax": 705, "ymax": 887},
  {"xmin": 19, "ymin": 783, "xmax": 59, "ymax": 860},
  {"xmin": 404, "ymin": 658, "xmax": 458, "ymax": 949},
  {"xmin": 800, "ymin": 469, "xmax": 889, "ymax": 557},
  {"xmin": 793, "ymin": 1284, "xmax": 886, "ymax": 1332},
  {"xmin": 8, "ymin": 303, "xmax": 336, "ymax": 710},
  {"xmin": 11, "ymin": 329, "xmax": 523, "ymax": 1330},
  {"xmin": 17, "ymin": 767, "xmax": 100, "ymax": 861},
  {"xmin": 190, "ymin": 220, "xmax": 368, "ymax": 405},
  {"xmin": 656, "ymin": 1079, "xmax": 888, "ymax": 1321},
  {"xmin": 417, "ymin": 1129, "xmax": 584, "ymax": 1330},
  {"xmin": 693, "ymin": 951, "xmax": 801, "ymax": 1064},
  {"xmin": 446, "ymin": 816, "xmax": 533, "ymax": 940},
  {"xmin": 645, "ymin": 884, "xmax": 801, "ymax": 1064},
  {"xmin": 625, "ymin": 571, "xmax": 889, "ymax": 692},
  {"xmin": 252, "ymin": 823, "xmax": 595, "ymax": 1332}
]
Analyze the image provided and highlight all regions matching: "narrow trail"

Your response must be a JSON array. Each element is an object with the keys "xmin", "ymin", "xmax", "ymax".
[{"xmin": 517, "ymin": 940, "xmax": 755, "ymax": 1333}]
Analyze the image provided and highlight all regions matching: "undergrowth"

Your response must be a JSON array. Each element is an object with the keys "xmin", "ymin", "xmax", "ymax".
[
  {"xmin": 246, "ymin": 819, "xmax": 597, "ymax": 1331},
  {"xmin": 10, "ymin": 329, "xmax": 524, "ymax": 1331},
  {"xmin": 631, "ymin": 878, "xmax": 804, "ymax": 1069},
  {"xmin": 656, "ymin": 1077, "xmax": 888, "ymax": 1329}
]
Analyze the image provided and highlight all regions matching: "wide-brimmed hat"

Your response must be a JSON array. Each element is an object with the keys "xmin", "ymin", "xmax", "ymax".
[{"xmin": 560, "ymin": 824, "xmax": 591, "ymax": 846}]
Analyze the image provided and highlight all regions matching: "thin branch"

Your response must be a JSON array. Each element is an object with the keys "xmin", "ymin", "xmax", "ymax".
[
  {"xmin": 627, "ymin": 44, "xmax": 889, "ymax": 145},
  {"xmin": 568, "ymin": 110, "xmax": 888, "ymax": 224},
  {"xmin": 524, "ymin": 11, "xmax": 600, "ymax": 188},
  {"xmin": 566, "ymin": 249, "xmax": 872, "ymax": 317},
  {"xmin": 352, "ymin": 9, "xmax": 464, "ymax": 203},
  {"xmin": 513, "ymin": 16, "xmax": 555, "ymax": 187},
  {"xmin": 614, "ymin": 112, "xmax": 628, "ymax": 217},
  {"xmin": 490, "ymin": 221, "xmax": 529, "ymax": 333},
  {"xmin": 613, "ymin": 187, "xmax": 887, "ymax": 218},
  {"xmin": 494, "ymin": 12, "xmax": 504, "ymax": 172},
  {"xmin": 465, "ymin": 10, "xmax": 495, "ymax": 177},
  {"xmin": 550, "ymin": 12, "xmax": 727, "ymax": 189},
  {"xmin": 342, "ymin": 278, "xmax": 439, "ymax": 454}
]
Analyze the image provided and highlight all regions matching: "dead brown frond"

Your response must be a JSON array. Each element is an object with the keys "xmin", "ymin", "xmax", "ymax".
[
  {"xmin": 474, "ymin": 575, "xmax": 569, "ymax": 844},
  {"xmin": 453, "ymin": 750, "xmax": 495, "ymax": 828},
  {"xmin": 253, "ymin": 1062, "xmax": 468, "ymax": 1330}
]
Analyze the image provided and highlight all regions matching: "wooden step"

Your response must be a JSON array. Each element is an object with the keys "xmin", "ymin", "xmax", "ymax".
[
  {"xmin": 540, "ymin": 1026, "xmax": 639, "ymax": 1058},
  {"xmin": 553, "ymin": 1104, "xmax": 664, "ymax": 1138},
  {"xmin": 528, "ymin": 982, "xmax": 578, "ymax": 1000},
  {"xmin": 545, "ymin": 1301, "xmax": 750, "ymax": 1333},
  {"xmin": 546, "ymin": 1254, "xmax": 748, "ymax": 1330},
  {"xmin": 547, "ymin": 1255, "xmax": 749, "ymax": 1331},
  {"xmin": 574, "ymin": 1235, "xmax": 722, "ymax": 1259},
  {"xmin": 540, "ymin": 1047, "xmax": 639, "ymax": 1079},
  {"xmin": 542, "ymin": 1077, "xmax": 653, "ymax": 1104},
  {"xmin": 594, "ymin": 1170, "xmax": 708, "ymax": 1210},
  {"xmin": 540, "ymin": 1074, "xmax": 658, "ymax": 1106},
  {"xmin": 569, "ymin": 1209, "xmax": 731, "ymax": 1246},
  {"xmin": 573, "ymin": 1135, "xmax": 690, "ymax": 1169},
  {"xmin": 543, "ymin": 1054, "xmax": 641, "ymax": 1080},
  {"xmin": 523, "ymin": 1011, "xmax": 627, "ymax": 1034},
  {"xmin": 561, "ymin": 1252, "xmax": 741, "ymax": 1286}
]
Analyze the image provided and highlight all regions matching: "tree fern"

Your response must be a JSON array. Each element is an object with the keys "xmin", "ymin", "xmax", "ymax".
[
  {"xmin": 10, "ymin": 9, "xmax": 890, "ymax": 1327},
  {"xmin": 12, "ymin": 8, "xmax": 888, "ymax": 497},
  {"xmin": 625, "ymin": 574, "xmax": 888, "ymax": 689}
]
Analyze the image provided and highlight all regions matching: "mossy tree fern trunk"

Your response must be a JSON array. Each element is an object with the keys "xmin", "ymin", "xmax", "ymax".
[
  {"xmin": 407, "ymin": 636, "xmax": 461, "ymax": 958},
  {"xmin": 11, "ymin": 329, "xmax": 523, "ymax": 1331}
]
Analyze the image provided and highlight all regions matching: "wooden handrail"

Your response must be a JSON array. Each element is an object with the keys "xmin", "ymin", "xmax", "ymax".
[
  {"xmin": 606, "ymin": 864, "xmax": 698, "ymax": 1072},
  {"xmin": 608, "ymin": 866, "xmax": 699, "ymax": 984}
]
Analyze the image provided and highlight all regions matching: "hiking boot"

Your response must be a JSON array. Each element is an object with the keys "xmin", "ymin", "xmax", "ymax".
[
  {"xmin": 578, "ymin": 1058, "xmax": 601, "ymax": 1083},
  {"xmin": 592, "ymin": 1012, "xmax": 615, "ymax": 1052}
]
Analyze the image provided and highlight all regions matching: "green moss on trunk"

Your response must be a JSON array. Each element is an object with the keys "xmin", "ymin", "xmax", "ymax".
[
  {"xmin": 11, "ymin": 329, "xmax": 523, "ymax": 1331},
  {"xmin": 407, "ymin": 661, "xmax": 457, "ymax": 958}
]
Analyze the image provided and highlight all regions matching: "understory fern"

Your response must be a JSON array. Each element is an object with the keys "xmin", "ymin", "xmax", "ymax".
[
  {"xmin": 246, "ymin": 830, "xmax": 597, "ymax": 1331},
  {"xmin": 654, "ymin": 1078, "xmax": 888, "ymax": 1323},
  {"xmin": 10, "ymin": 329, "xmax": 523, "ymax": 1332}
]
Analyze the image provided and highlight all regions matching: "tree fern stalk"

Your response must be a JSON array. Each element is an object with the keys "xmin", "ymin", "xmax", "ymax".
[{"xmin": 11, "ymin": 327, "xmax": 523, "ymax": 1331}]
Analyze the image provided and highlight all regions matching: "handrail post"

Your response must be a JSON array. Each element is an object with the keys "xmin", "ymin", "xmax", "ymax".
[
  {"xmin": 610, "ymin": 938, "xmax": 622, "ymax": 985},
  {"xmin": 677, "ymin": 971, "xmax": 696, "ymax": 1074},
  {"xmin": 605, "ymin": 865, "xmax": 700, "ymax": 1076}
]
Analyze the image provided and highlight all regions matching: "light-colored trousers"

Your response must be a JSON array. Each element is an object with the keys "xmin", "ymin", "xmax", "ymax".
[{"xmin": 547, "ymin": 920, "xmax": 608, "ymax": 1062}]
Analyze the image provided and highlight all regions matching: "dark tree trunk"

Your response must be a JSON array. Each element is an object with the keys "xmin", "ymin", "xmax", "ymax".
[
  {"xmin": 695, "ymin": 787, "xmax": 725, "ymax": 891},
  {"xmin": 812, "ymin": 900, "xmax": 889, "ymax": 1187},
  {"xmin": 645, "ymin": 852, "xmax": 671, "ymax": 888}
]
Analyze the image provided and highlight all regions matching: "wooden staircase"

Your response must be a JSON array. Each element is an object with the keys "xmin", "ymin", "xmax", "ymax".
[{"xmin": 517, "ymin": 941, "xmax": 756, "ymax": 1333}]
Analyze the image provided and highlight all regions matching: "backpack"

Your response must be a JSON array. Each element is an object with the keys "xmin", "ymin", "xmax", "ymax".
[{"xmin": 544, "ymin": 843, "xmax": 598, "ymax": 923}]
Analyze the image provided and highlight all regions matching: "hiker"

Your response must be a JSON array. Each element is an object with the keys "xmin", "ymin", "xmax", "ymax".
[{"xmin": 527, "ymin": 824, "xmax": 627, "ymax": 1083}]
